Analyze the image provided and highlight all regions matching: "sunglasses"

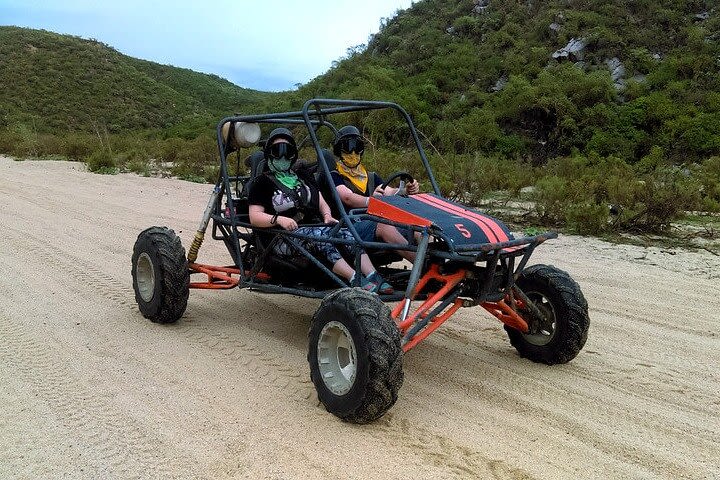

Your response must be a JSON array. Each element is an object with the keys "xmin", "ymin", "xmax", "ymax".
[
  {"xmin": 267, "ymin": 142, "xmax": 298, "ymax": 161},
  {"xmin": 340, "ymin": 137, "xmax": 364, "ymax": 155}
]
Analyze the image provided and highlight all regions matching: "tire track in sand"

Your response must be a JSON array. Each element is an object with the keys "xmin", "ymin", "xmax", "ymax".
[
  {"xmin": 0, "ymin": 312, "xmax": 189, "ymax": 479},
  {"xmin": 410, "ymin": 340, "xmax": 715, "ymax": 479},
  {"xmin": 3, "ymin": 225, "xmax": 535, "ymax": 478}
]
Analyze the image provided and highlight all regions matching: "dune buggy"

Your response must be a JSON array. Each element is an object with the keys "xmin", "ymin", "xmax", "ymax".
[{"xmin": 131, "ymin": 99, "xmax": 589, "ymax": 424}]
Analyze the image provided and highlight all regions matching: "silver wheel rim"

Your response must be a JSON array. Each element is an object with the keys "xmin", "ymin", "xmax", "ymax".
[
  {"xmin": 524, "ymin": 291, "xmax": 557, "ymax": 346},
  {"xmin": 317, "ymin": 321, "xmax": 357, "ymax": 396},
  {"xmin": 136, "ymin": 252, "xmax": 155, "ymax": 303}
]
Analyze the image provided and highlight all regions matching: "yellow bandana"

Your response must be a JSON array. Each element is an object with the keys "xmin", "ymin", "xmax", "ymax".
[{"xmin": 336, "ymin": 153, "xmax": 369, "ymax": 194}]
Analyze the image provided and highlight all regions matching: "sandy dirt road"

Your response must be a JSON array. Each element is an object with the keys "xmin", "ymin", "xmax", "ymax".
[{"xmin": 1, "ymin": 156, "xmax": 718, "ymax": 479}]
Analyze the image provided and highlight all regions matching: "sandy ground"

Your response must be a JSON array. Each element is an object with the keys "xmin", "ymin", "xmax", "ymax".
[{"xmin": 0, "ymin": 155, "xmax": 718, "ymax": 480}]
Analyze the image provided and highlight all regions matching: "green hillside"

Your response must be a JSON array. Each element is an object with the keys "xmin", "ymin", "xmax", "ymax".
[
  {"xmin": 1, "ymin": 5, "xmax": 719, "ymax": 236},
  {"xmin": 0, "ymin": 26, "xmax": 272, "ymax": 133},
  {"xmin": 288, "ymin": 0, "xmax": 719, "ymax": 164}
]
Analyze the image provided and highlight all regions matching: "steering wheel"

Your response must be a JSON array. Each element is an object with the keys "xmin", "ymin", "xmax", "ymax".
[{"xmin": 379, "ymin": 171, "xmax": 415, "ymax": 197}]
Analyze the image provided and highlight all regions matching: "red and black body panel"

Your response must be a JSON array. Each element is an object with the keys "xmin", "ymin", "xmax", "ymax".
[{"xmin": 368, "ymin": 193, "xmax": 514, "ymax": 248}]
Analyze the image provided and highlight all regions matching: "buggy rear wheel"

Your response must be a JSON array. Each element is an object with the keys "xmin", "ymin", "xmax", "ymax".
[
  {"xmin": 308, "ymin": 288, "xmax": 403, "ymax": 424},
  {"xmin": 131, "ymin": 226, "xmax": 189, "ymax": 324},
  {"xmin": 506, "ymin": 264, "xmax": 589, "ymax": 364}
]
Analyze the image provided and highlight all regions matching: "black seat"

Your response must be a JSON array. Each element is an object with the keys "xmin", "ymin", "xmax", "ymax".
[
  {"xmin": 315, "ymin": 148, "xmax": 336, "ymax": 181},
  {"xmin": 244, "ymin": 151, "xmax": 266, "ymax": 179}
]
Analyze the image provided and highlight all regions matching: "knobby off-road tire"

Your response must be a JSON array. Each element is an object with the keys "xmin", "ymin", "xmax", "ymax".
[
  {"xmin": 308, "ymin": 288, "xmax": 404, "ymax": 424},
  {"xmin": 506, "ymin": 264, "xmax": 589, "ymax": 365},
  {"xmin": 131, "ymin": 226, "xmax": 189, "ymax": 324}
]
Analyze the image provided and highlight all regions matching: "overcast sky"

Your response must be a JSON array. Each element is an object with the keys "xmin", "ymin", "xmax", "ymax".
[{"xmin": 0, "ymin": 0, "xmax": 415, "ymax": 91}]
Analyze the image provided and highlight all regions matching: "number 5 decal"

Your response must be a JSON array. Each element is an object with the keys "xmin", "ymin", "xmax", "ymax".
[{"xmin": 454, "ymin": 223, "xmax": 472, "ymax": 239}]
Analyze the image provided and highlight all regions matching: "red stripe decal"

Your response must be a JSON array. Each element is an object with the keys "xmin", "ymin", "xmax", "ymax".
[
  {"xmin": 413, "ymin": 194, "xmax": 500, "ymax": 243},
  {"xmin": 367, "ymin": 197, "xmax": 432, "ymax": 227},
  {"xmin": 418, "ymin": 194, "xmax": 510, "ymax": 243}
]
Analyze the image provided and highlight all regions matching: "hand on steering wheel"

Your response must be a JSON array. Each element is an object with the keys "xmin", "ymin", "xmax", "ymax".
[{"xmin": 379, "ymin": 171, "xmax": 415, "ymax": 197}]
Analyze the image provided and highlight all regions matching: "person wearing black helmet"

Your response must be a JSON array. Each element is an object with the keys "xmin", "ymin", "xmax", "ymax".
[
  {"xmin": 330, "ymin": 125, "xmax": 420, "ymax": 262},
  {"xmin": 248, "ymin": 128, "xmax": 393, "ymax": 294}
]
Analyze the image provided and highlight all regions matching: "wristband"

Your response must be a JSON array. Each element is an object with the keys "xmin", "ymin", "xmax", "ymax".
[
  {"xmin": 365, "ymin": 197, "xmax": 370, "ymax": 207},
  {"xmin": 270, "ymin": 213, "xmax": 278, "ymax": 225}
]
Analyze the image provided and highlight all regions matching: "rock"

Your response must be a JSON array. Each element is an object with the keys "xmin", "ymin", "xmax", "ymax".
[
  {"xmin": 552, "ymin": 37, "xmax": 587, "ymax": 62},
  {"xmin": 630, "ymin": 74, "xmax": 647, "ymax": 84},
  {"xmin": 695, "ymin": 11, "xmax": 710, "ymax": 21},
  {"xmin": 605, "ymin": 57, "xmax": 626, "ymax": 90},
  {"xmin": 490, "ymin": 75, "xmax": 508, "ymax": 92},
  {"xmin": 446, "ymin": 26, "xmax": 456, "ymax": 35},
  {"xmin": 472, "ymin": 0, "xmax": 490, "ymax": 14},
  {"xmin": 606, "ymin": 57, "xmax": 625, "ymax": 82},
  {"xmin": 652, "ymin": 53, "xmax": 662, "ymax": 61},
  {"xmin": 549, "ymin": 22, "xmax": 562, "ymax": 32}
]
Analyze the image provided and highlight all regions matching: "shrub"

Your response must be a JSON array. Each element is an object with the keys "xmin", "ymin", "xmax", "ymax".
[
  {"xmin": 565, "ymin": 203, "xmax": 609, "ymax": 235},
  {"xmin": 64, "ymin": 135, "xmax": 94, "ymax": 161},
  {"xmin": 0, "ymin": 130, "xmax": 22, "ymax": 155},
  {"xmin": 693, "ymin": 156, "xmax": 720, "ymax": 212},
  {"xmin": 621, "ymin": 168, "xmax": 701, "ymax": 231},
  {"xmin": 532, "ymin": 154, "xmax": 705, "ymax": 233},
  {"xmin": 533, "ymin": 175, "xmax": 577, "ymax": 224},
  {"xmin": 170, "ymin": 135, "xmax": 216, "ymax": 180},
  {"xmin": 85, "ymin": 149, "xmax": 117, "ymax": 174}
]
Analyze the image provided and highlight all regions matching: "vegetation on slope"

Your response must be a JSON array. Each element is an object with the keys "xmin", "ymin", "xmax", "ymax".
[
  {"xmin": 284, "ymin": 0, "xmax": 719, "ymax": 165},
  {"xmin": 1, "ymin": 0, "xmax": 719, "ymax": 237},
  {"xmin": 0, "ymin": 26, "xmax": 272, "ymax": 133},
  {"xmin": 275, "ymin": 0, "xmax": 720, "ymax": 234}
]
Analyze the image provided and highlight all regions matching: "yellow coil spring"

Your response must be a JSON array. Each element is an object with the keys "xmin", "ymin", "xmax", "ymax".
[{"xmin": 187, "ymin": 231, "xmax": 205, "ymax": 263}]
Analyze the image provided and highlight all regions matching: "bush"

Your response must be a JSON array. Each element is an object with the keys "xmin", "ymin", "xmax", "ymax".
[
  {"xmin": 621, "ymin": 168, "xmax": 701, "ymax": 231},
  {"xmin": 122, "ymin": 150, "xmax": 151, "ymax": 176},
  {"xmin": 533, "ymin": 175, "xmax": 576, "ymax": 225},
  {"xmin": 431, "ymin": 153, "xmax": 535, "ymax": 204},
  {"xmin": 696, "ymin": 156, "xmax": 720, "ymax": 211},
  {"xmin": 0, "ymin": 130, "xmax": 22, "ymax": 155},
  {"xmin": 565, "ymin": 203, "xmax": 609, "ymax": 235},
  {"xmin": 64, "ymin": 135, "xmax": 94, "ymax": 161},
  {"xmin": 170, "ymin": 135, "xmax": 216, "ymax": 181},
  {"xmin": 85, "ymin": 149, "xmax": 117, "ymax": 174},
  {"xmin": 532, "ymin": 154, "xmax": 705, "ymax": 233}
]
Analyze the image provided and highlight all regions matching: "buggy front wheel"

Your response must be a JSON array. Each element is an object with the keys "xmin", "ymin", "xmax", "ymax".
[
  {"xmin": 308, "ymin": 288, "xmax": 404, "ymax": 423},
  {"xmin": 506, "ymin": 264, "xmax": 589, "ymax": 364},
  {"xmin": 131, "ymin": 226, "xmax": 189, "ymax": 324}
]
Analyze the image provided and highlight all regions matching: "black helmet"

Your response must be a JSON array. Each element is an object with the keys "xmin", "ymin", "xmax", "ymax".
[
  {"xmin": 333, "ymin": 125, "xmax": 362, "ymax": 156},
  {"xmin": 263, "ymin": 127, "xmax": 298, "ymax": 162}
]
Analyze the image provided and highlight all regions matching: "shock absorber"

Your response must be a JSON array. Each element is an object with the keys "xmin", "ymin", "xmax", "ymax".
[{"xmin": 187, "ymin": 185, "xmax": 221, "ymax": 263}]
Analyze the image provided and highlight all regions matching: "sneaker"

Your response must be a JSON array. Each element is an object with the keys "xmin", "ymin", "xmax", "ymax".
[{"xmin": 362, "ymin": 272, "xmax": 394, "ymax": 295}]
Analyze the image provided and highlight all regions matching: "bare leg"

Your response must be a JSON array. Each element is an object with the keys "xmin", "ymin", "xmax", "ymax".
[
  {"xmin": 332, "ymin": 258, "xmax": 355, "ymax": 280},
  {"xmin": 359, "ymin": 254, "xmax": 375, "ymax": 276},
  {"xmin": 376, "ymin": 223, "xmax": 416, "ymax": 263}
]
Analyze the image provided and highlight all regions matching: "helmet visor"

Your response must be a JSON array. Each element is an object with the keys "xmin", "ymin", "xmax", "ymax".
[
  {"xmin": 267, "ymin": 142, "xmax": 298, "ymax": 161},
  {"xmin": 340, "ymin": 137, "xmax": 364, "ymax": 155}
]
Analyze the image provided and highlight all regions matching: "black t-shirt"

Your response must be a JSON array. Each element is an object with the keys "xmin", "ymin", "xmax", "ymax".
[{"xmin": 248, "ymin": 171, "xmax": 320, "ymax": 224}]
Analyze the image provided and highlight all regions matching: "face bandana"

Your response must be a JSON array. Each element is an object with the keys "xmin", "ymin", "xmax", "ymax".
[
  {"xmin": 268, "ymin": 157, "xmax": 300, "ymax": 189},
  {"xmin": 336, "ymin": 152, "xmax": 369, "ymax": 194}
]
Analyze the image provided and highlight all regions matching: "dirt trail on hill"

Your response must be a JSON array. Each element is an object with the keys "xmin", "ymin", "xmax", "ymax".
[{"xmin": 1, "ymin": 156, "xmax": 718, "ymax": 480}]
